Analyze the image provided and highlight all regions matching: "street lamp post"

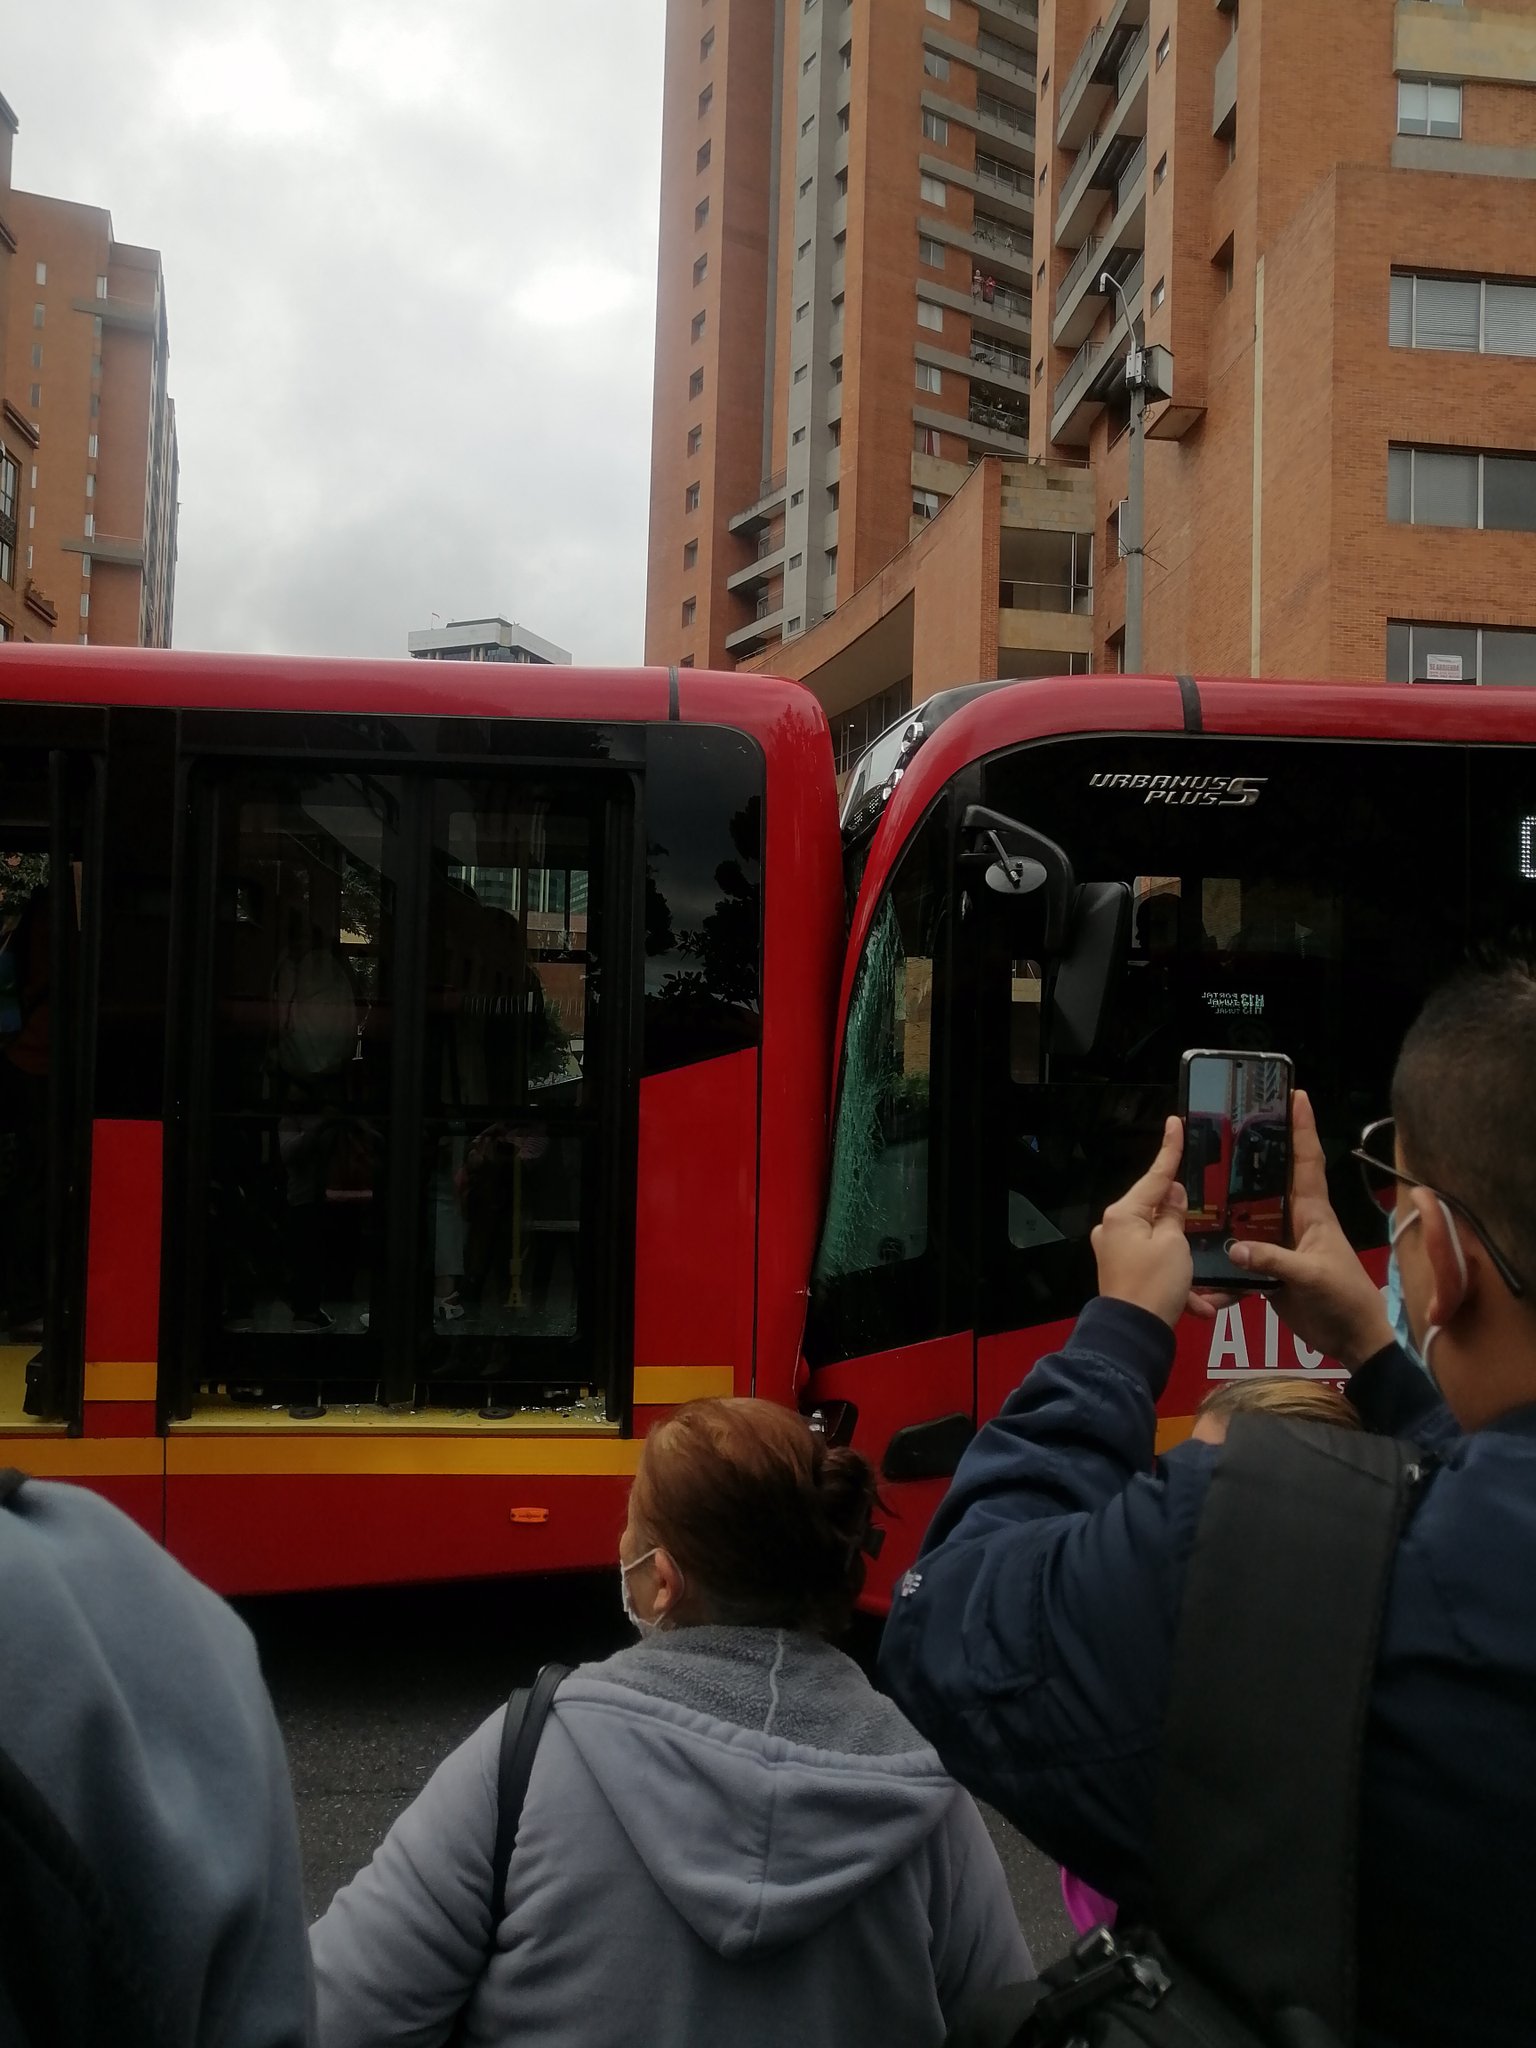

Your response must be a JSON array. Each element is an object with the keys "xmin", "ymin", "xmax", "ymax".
[{"xmin": 1097, "ymin": 270, "xmax": 1161, "ymax": 675}]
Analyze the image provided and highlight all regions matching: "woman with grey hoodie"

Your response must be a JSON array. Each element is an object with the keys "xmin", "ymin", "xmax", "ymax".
[{"xmin": 310, "ymin": 1397, "xmax": 1031, "ymax": 2048}]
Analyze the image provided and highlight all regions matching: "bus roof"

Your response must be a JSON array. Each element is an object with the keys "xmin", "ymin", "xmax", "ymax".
[{"xmin": 0, "ymin": 647, "xmax": 830, "ymax": 751}]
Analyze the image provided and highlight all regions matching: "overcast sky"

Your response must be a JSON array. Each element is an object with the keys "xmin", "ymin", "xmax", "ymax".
[{"xmin": 3, "ymin": 0, "xmax": 664, "ymax": 663}]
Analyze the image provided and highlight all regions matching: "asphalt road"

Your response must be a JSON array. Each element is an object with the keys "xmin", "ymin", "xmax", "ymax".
[{"xmin": 242, "ymin": 1574, "xmax": 1072, "ymax": 1966}]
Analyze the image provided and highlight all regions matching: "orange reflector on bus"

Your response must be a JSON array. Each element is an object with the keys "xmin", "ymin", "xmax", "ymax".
[{"xmin": 509, "ymin": 1507, "xmax": 550, "ymax": 1525}]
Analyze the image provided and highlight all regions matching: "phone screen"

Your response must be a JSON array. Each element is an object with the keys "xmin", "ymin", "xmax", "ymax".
[{"xmin": 1180, "ymin": 1051, "xmax": 1292, "ymax": 1289}]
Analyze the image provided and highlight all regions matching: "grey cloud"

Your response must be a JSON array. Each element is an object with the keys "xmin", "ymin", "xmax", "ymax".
[{"xmin": 6, "ymin": 0, "xmax": 665, "ymax": 662}]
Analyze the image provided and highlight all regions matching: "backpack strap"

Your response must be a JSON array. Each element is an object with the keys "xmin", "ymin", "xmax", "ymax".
[
  {"xmin": 1155, "ymin": 1416, "xmax": 1425, "ymax": 2037},
  {"xmin": 488, "ymin": 1662, "xmax": 571, "ymax": 1925}
]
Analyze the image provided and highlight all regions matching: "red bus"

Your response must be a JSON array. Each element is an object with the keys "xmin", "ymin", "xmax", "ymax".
[
  {"xmin": 1182, "ymin": 1113, "xmax": 1232, "ymax": 1233},
  {"xmin": 3, "ymin": 652, "xmax": 1535, "ymax": 1601}
]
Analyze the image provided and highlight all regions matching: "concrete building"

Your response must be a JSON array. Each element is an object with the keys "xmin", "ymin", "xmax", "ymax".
[
  {"xmin": 0, "ymin": 91, "xmax": 55, "ymax": 645},
  {"xmin": 407, "ymin": 617, "xmax": 572, "ymax": 665},
  {"xmin": 1033, "ymin": 0, "xmax": 1536, "ymax": 682},
  {"xmin": 644, "ymin": 0, "xmax": 1093, "ymax": 743},
  {"xmin": 5, "ymin": 175, "xmax": 177, "ymax": 650}
]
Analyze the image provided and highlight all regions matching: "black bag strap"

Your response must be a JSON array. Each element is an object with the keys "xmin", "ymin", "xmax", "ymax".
[
  {"xmin": 1156, "ymin": 1416, "xmax": 1425, "ymax": 2038},
  {"xmin": 488, "ymin": 1662, "xmax": 571, "ymax": 1924}
]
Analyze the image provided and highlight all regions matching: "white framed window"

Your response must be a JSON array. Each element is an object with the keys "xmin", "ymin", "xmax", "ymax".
[
  {"xmin": 84, "ymin": 513, "xmax": 95, "ymax": 538},
  {"xmin": 80, "ymin": 593, "xmax": 90, "ymax": 620},
  {"xmin": 915, "ymin": 425, "xmax": 942, "ymax": 455},
  {"xmin": 920, "ymin": 174, "xmax": 947, "ymax": 206},
  {"xmin": 686, "ymin": 482, "xmax": 701, "ymax": 511},
  {"xmin": 682, "ymin": 598, "xmax": 697, "ymax": 627},
  {"xmin": 687, "ymin": 425, "xmax": 703, "ymax": 455},
  {"xmin": 841, "ymin": 43, "xmax": 852, "ymax": 71},
  {"xmin": 1154, "ymin": 153, "xmax": 1168, "ymax": 189},
  {"xmin": 1156, "ymin": 28, "xmax": 1170, "ymax": 64},
  {"xmin": 832, "ymin": 355, "xmax": 844, "ymax": 382},
  {"xmin": 917, "ymin": 298, "xmax": 944, "ymax": 331},
  {"xmin": 683, "ymin": 540, "xmax": 698, "ymax": 570},
  {"xmin": 689, "ymin": 367, "xmax": 704, "ymax": 397},
  {"xmin": 95, "ymin": 275, "xmax": 108, "ymax": 298},
  {"xmin": 691, "ymin": 311, "xmax": 707, "ymax": 343},
  {"xmin": 1150, "ymin": 276, "xmax": 1166, "ymax": 311},
  {"xmin": 1397, "ymin": 78, "xmax": 1461, "ymax": 137},
  {"xmin": 1391, "ymin": 271, "xmax": 1536, "ymax": 354},
  {"xmin": 919, "ymin": 233, "xmax": 945, "ymax": 268},
  {"xmin": 34, "ymin": 261, "xmax": 45, "ymax": 285},
  {"xmin": 926, "ymin": 0, "xmax": 951, "ymax": 16},
  {"xmin": 1387, "ymin": 619, "xmax": 1536, "ymax": 685},
  {"xmin": 837, "ymin": 106, "xmax": 850, "ymax": 134},
  {"xmin": 85, "ymin": 473, "xmax": 95, "ymax": 497},
  {"xmin": 923, "ymin": 109, "xmax": 949, "ymax": 143},
  {"xmin": 924, "ymin": 51, "xmax": 950, "ymax": 80},
  {"xmin": 701, "ymin": 26, "xmax": 714, "ymax": 58},
  {"xmin": 916, "ymin": 362, "xmax": 942, "ymax": 392},
  {"xmin": 791, "ymin": 488, "xmax": 805, "ymax": 506},
  {"xmin": 913, "ymin": 489, "xmax": 941, "ymax": 518},
  {"xmin": 32, "ymin": 304, "xmax": 43, "ymax": 328},
  {"xmin": 81, "ymin": 554, "xmax": 91, "ymax": 578}
]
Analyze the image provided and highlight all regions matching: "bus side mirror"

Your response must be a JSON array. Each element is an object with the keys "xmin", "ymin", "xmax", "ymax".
[
  {"xmin": 960, "ymin": 805, "xmax": 1074, "ymax": 954},
  {"xmin": 1053, "ymin": 881, "xmax": 1132, "ymax": 1059}
]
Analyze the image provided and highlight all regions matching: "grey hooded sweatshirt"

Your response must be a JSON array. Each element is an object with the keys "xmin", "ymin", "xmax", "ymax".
[
  {"xmin": 311, "ymin": 1625, "xmax": 1030, "ymax": 2048},
  {"xmin": 0, "ymin": 1473, "xmax": 315, "ymax": 2047}
]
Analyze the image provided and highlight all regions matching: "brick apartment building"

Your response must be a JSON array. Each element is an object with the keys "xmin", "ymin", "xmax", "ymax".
[
  {"xmin": 648, "ymin": 0, "xmax": 1536, "ymax": 744},
  {"xmin": 644, "ymin": 0, "xmax": 1098, "ymax": 772},
  {"xmin": 1034, "ymin": 0, "xmax": 1536, "ymax": 682},
  {"xmin": 0, "ymin": 91, "xmax": 177, "ymax": 650}
]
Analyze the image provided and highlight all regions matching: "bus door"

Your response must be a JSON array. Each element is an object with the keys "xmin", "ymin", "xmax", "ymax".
[
  {"xmin": 975, "ymin": 731, "xmax": 1469, "ymax": 1442},
  {"xmin": 0, "ymin": 713, "xmax": 100, "ymax": 1454}
]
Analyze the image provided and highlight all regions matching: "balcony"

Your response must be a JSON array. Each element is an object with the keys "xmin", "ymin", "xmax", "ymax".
[
  {"xmin": 1050, "ymin": 255, "xmax": 1143, "ymax": 445},
  {"xmin": 727, "ymin": 544, "xmax": 785, "ymax": 593},
  {"xmin": 726, "ymin": 606, "xmax": 785, "ymax": 655},
  {"xmin": 1056, "ymin": 0, "xmax": 1153, "ymax": 147},
  {"xmin": 971, "ymin": 336, "xmax": 1033, "ymax": 390},
  {"xmin": 1054, "ymin": 22, "xmax": 1150, "ymax": 246},
  {"xmin": 975, "ymin": 0, "xmax": 1040, "ymax": 39},
  {"xmin": 974, "ymin": 150, "xmax": 1035, "ymax": 228},
  {"xmin": 1212, "ymin": 30, "xmax": 1238, "ymax": 135},
  {"xmin": 975, "ymin": 90, "xmax": 1038, "ymax": 168},
  {"xmin": 727, "ymin": 469, "xmax": 788, "ymax": 535},
  {"xmin": 1056, "ymin": 144, "xmax": 1146, "ymax": 344},
  {"xmin": 969, "ymin": 211, "xmax": 1032, "ymax": 284},
  {"xmin": 968, "ymin": 397, "xmax": 1031, "ymax": 453},
  {"xmin": 975, "ymin": 28, "xmax": 1037, "ymax": 97},
  {"xmin": 1000, "ymin": 575, "xmax": 1094, "ymax": 616}
]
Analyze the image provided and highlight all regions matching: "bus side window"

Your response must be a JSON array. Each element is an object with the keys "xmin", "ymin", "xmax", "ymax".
[{"xmin": 806, "ymin": 803, "xmax": 950, "ymax": 1365}]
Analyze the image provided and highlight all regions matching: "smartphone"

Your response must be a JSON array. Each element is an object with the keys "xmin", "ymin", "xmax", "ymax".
[{"xmin": 1178, "ymin": 1049, "xmax": 1294, "ymax": 1291}]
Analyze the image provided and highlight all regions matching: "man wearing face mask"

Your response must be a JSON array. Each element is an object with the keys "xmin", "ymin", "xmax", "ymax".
[{"xmin": 882, "ymin": 959, "xmax": 1536, "ymax": 2048}]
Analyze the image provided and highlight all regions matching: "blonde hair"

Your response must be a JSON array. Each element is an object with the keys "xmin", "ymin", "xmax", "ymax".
[{"xmin": 1194, "ymin": 1377, "xmax": 1361, "ymax": 1432}]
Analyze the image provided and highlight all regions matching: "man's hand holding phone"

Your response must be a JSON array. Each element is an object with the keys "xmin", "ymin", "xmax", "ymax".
[
  {"xmin": 1091, "ymin": 1116, "xmax": 1208, "ymax": 1330},
  {"xmin": 1227, "ymin": 1089, "xmax": 1394, "ymax": 1371}
]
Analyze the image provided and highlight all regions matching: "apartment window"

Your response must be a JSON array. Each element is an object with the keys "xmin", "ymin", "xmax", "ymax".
[
  {"xmin": 1150, "ymin": 276, "xmax": 1166, "ymax": 312},
  {"xmin": 826, "ymin": 547, "xmax": 838, "ymax": 575},
  {"xmin": 687, "ymin": 425, "xmax": 703, "ymax": 455},
  {"xmin": 927, "ymin": 0, "xmax": 952, "ymax": 16},
  {"xmin": 1387, "ymin": 620, "xmax": 1536, "ymax": 685},
  {"xmin": 95, "ymin": 275, "xmax": 108, "ymax": 299},
  {"xmin": 924, "ymin": 50, "xmax": 950, "ymax": 81},
  {"xmin": 1040, "ymin": 164, "xmax": 1048, "ymax": 188},
  {"xmin": 1388, "ymin": 445, "xmax": 1536, "ymax": 532},
  {"xmin": 794, "ymin": 363, "xmax": 809, "ymax": 385},
  {"xmin": 1154, "ymin": 153, "xmax": 1168, "ymax": 190},
  {"xmin": 1035, "ymin": 359, "xmax": 1043, "ymax": 385},
  {"xmin": 697, "ymin": 141, "xmax": 712, "ymax": 173},
  {"xmin": 920, "ymin": 174, "xmax": 947, "ymax": 206},
  {"xmin": 29, "ymin": 466, "xmax": 36, "ymax": 488},
  {"xmin": 835, "ymin": 170, "xmax": 849, "ymax": 201},
  {"xmin": 686, "ymin": 482, "xmax": 702, "ymax": 512},
  {"xmin": 683, "ymin": 599, "xmax": 697, "ymax": 627},
  {"xmin": 788, "ymin": 617, "xmax": 802, "ymax": 634},
  {"xmin": 922, "ymin": 110, "xmax": 949, "ymax": 144},
  {"xmin": 792, "ymin": 427, "xmax": 807, "ymax": 446},
  {"xmin": 1215, "ymin": 236, "xmax": 1235, "ymax": 296},
  {"xmin": 799, "ymin": 239, "xmax": 812, "ymax": 261},
  {"xmin": 789, "ymin": 552, "xmax": 804, "ymax": 570},
  {"xmin": 701, "ymin": 26, "xmax": 714, "ymax": 57},
  {"xmin": 696, "ymin": 197, "xmax": 710, "ymax": 229},
  {"xmin": 693, "ymin": 254, "xmax": 708, "ymax": 285},
  {"xmin": 679, "ymin": 656, "xmax": 695, "ymax": 668},
  {"xmin": 917, "ymin": 298, "xmax": 944, "ymax": 331},
  {"xmin": 80, "ymin": 594, "xmax": 90, "ymax": 621},
  {"xmin": 29, "ymin": 386, "xmax": 40, "ymax": 408},
  {"xmin": 828, "ymin": 483, "xmax": 840, "ymax": 510},
  {"xmin": 795, "ymin": 301, "xmax": 810, "ymax": 324},
  {"xmin": 684, "ymin": 540, "xmax": 698, "ymax": 570},
  {"xmin": 34, "ymin": 262, "xmax": 45, "ymax": 285},
  {"xmin": 1156, "ymin": 28, "xmax": 1170, "ymax": 64},
  {"xmin": 800, "ymin": 176, "xmax": 814, "ymax": 197},
  {"xmin": 30, "ymin": 346, "xmax": 41, "ymax": 370},
  {"xmin": 916, "ymin": 362, "xmax": 942, "ymax": 393},
  {"xmin": 32, "ymin": 305, "xmax": 43, "ymax": 329},
  {"xmin": 1041, "ymin": 67, "xmax": 1050, "ymax": 92},
  {"xmin": 689, "ymin": 368, "xmax": 705, "ymax": 399},
  {"xmin": 919, "ymin": 234, "xmax": 945, "ymax": 268},
  {"xmin": 791, "ymin": 489, "xmax": 805, "ymax": 506},
  {"xmin": 913, "ymin": 489, "xmax": 941, "ymax": 519},
  {"xmin": 803, "ymin": 51, "xmax": 817, "ymax": 73},
  {"xmin": 915, "ymin": 425, "xmax": 942, "ymax": 455},
  {"xmin": 837, "ymin": 107, "xmax": 850, "ymax": 135},
  {"xmin": 0, "ymin": 452, "xmax": 16, "ymax": 586},
  {"xmin": 81, "ymin": 554, "xmax": 91, "ymax": 578},
  {"xmin": 829, "ymin": 419, "xmax": 842, "ymax": 446},
  {"xmin": 1391, "ymin": 272, "xmax": 1536, "ymax": 356},
  {"xmin": 83, "ymin": 514, "xmax": 94, "ymax": 538},
  {"xmin": 692, "ymin": 310, "xmax": 707, "ymax": 342},
  {"xmin": 832, "ymin": 355, "xmax": 844, "ymax": 382},
  {"xmin": 86, "ymin": 439, "xmax": 97, "ymax": 461},
  {"xmin": 802, "ymin": 114, "xmax": 816, "ymax": 136},
  {"xmin": 90, "ymin": 393, "xmax": 99, "ymax": 418},
  {"xmin": 1398, "ymin": 78, "xmax": 1461, "ymax": 137},
  {"xmin": 841, "ymin": 43, "xmax": 853, "ymax": 71},
  {"xmin": 699, "ymin": 85, "xmax": 714, "ymax": 116},
  {"xmin": 85, "ymin": 474, "xmax": 94, "ymax": 499},
  {"xmin": 832, "ymin": 291, "xmax": 844, "ymax": 315},
  {"xmin": 93, "ymin": 316, "xmax": 103, "ymax": 341}
]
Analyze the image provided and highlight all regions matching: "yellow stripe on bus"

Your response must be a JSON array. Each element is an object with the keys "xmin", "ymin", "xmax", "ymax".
[
  {"xmin": 1156, "ymin": 1415, "xmax": 1196, "ymax": 1452},
  {"xmin": 166, "ymin": 1437, "xmax": 646, "ymax": 1479},
  {"xmin": 631, "ymin": 1365, "xmax": 736, "ymax": 1405},
  {"xmin": 84, "ymin": 1361, "xmax": 158, "ymax": 1403},
  {"xmin": 0, "ymin": 1439, "xmax": 164, "ymax": 1478}
]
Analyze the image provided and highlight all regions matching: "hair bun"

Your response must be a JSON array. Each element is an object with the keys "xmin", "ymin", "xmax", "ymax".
[{"xmin": 812, "ymin": 1442, "xmax": 880, "ymax": 1555}]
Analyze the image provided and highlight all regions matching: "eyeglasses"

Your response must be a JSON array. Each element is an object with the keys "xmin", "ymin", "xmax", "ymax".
[{"xmin": 1350, "ymin": 1116, "xmax": 1527, "ymax": 1299}]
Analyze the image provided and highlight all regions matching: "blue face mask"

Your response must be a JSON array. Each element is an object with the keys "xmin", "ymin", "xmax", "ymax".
[{"xmin": 1385, "ymin": 1209, "xmax": 1428, "ymax": 1375}]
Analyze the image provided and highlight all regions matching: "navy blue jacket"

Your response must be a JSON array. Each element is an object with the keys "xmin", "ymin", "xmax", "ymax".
[{"xmin": 879, "ymin": 1298, "xmax": 1536, "ymax": 2048}]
